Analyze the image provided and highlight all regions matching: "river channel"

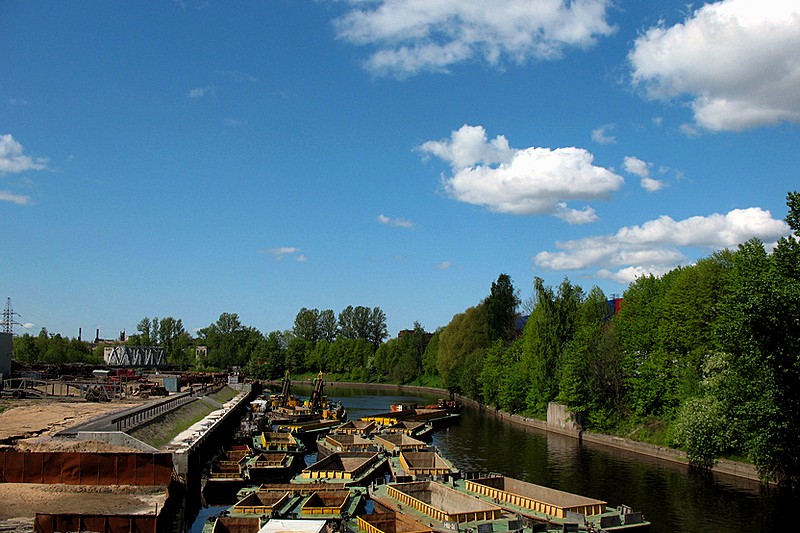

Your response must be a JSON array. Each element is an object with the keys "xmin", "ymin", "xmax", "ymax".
[{"xmin": 193, "ymin": 385, "xmax": 799, "ymax": 532}]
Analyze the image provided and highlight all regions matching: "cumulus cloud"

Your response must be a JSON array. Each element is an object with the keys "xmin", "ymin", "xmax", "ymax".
[
  {"xmin": 264, "ymin": 247, "xmax": 306, "ymax": 261},
  {"xmin": 334, "ymin": 0, "xmax": 616, "ymax": 77},
  {"xmin": 0, "ymin": 134, "xmax": 47, "ymax": 174},
  {"xmin": 591, "ymin": 124, "xmax": 616, "ymax": 144},
  {"xmin": 554, "ymin": 204, "xmax": 598, "ymax": 224},
  {"xmin": 0, "ymin": 190, "xmax": 32, "ymax": 205},
  {"xmin": 623, "ymin": 156, "xmax": 649, "ymax": 178},
  {"xmin": 534, "ymin": 207, "xmax": 789, "ymax": 283},
  {"xmin": 377, "ymin": 214, "xmax": 416, "ymax": 229},
  {"xmin": 623, "ymin": 155, "xmax": 664, "ymax": 192},
  {"xmin": 419, "ymin": 125, "xmax": 623, "ymax": 222},
  {"xmin": 640, "ymin": 177, "xmax": 665, "ymax": 193},
  {"xmin": 629, "ymin": 0, "xmax": 800, "ymax": 131}
]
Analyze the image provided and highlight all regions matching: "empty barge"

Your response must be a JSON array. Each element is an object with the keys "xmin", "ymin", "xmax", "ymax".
[{"xmin": 465, "ymin": 475, "xmax": 649, "ymax": 531}]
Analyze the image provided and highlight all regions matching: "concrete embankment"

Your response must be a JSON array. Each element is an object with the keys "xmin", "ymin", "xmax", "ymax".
[
  {"xmin": 166, "ymin": 384, "xmax": 256, "ymax": 480},
  {"xmin": 279, "ymin": 379, "xmax": 763, "ymax": 485}
]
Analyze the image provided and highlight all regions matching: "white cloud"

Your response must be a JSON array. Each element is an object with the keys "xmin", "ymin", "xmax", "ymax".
[
  {"xmin": 334, "ymin": 0, "xmax": 616, "ymax": 77},
  {"xmin": 640, "ymin": 177, "xmax": 664, "ymax": 192},
  {"xmin": 0, "ymin": 190, "xmax": 32, "ymax": 205},
  {"xmin": 188, "ymin": 85, "xmax": 216, "ymax": 98},
  {"xmin": 554, "ymin": 203, "xmax": 598, "ymax": 225},
  {"xmin": 591, "ymin": 124, "xmax": 616, "ymax": 144},
  {"xmin": 22, "ymin": 322, "xmax": 34, "ymax": 329},
  {"xmin": 623, "ymin": 156, "xmax": 649, "ymax": 179},
  {"xmin": 597, "ymin": 266, "xmax": 675, "ymax": 285},
  {"xmin": 623, "ymin": 155, "xmax": 664, "ymax": 192},
  {"xmin": 264, "ymin": 247, "xmax": 305, "ymax": 261},
  {"xmin": 0, "ymin": 134, "xmax": 47, "ymax": 174},
  {"xmin": 629, "ymin": 0, "xmax": 800, "ymax": 131},
  {"xmin": 534, "ymin": 207, "xmax": 789, "ymax": 282},
  {"xmin": 679, "ymin": 123, "xmax": 700, "ymax": 137},
  {"xmin": 435, "ymin": 261, "xmax": 453, "ymax": 270},
  {"xmin": 377, "ymin": 214, "xmax": 416, "ymax": 229},
  {"xmin": 419, "ymin": 124, "xmax": 623, "ymax": 219}
]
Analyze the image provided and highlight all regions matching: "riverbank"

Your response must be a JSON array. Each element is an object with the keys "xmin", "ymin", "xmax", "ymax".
[{"xmin": 276, "ymin": 379, "xmax": 764, "ymax": 485}]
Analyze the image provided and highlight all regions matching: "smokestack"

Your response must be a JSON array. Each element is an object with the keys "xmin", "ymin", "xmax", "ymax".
[
  {"xmin": 78, "ymin": 327, "xmax": 82, "ymax": 342},
  {"xmin": 95, "ymin": 328, "xmax": 100, "ymax": 343}
]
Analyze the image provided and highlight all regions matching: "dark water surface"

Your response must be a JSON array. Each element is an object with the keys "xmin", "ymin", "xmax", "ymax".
[
  {"xmin": 192, "ymin": 386, "xmax": 799, "ymax": 532},
  {"xmin": 326, "ymin": 387, "xmax": 799, "ymax": 533}
]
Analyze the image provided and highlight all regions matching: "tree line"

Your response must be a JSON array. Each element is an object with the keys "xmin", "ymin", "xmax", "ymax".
[
  {"xmin": 11, "ymin": 192, "xmax": 799, "ymax": 485},
  {"xmin": 422, "ymin": 192, "xmax": 800, "ymax": 486}
]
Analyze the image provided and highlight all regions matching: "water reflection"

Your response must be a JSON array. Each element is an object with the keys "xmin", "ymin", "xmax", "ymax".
[{"xmin": 424, "ymin": 401, "xmax": 798, "ymax": 533}]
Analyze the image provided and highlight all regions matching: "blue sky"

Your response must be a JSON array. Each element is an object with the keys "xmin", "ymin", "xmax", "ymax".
[{"xmin": 2, "ymin": 0, "xmax": 798, "ymax": 339}]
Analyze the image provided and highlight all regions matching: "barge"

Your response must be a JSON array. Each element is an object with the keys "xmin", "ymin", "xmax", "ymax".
[
  {"xmin": 463, "ymin": 475, "xmax": 649, "ymax": 531},
  {"xmin": 296, "ymin": 451, "xmax": 389, "ymax": 486},
  {"xmin": 317, "ymin": 432, "xmax": 379, "ymax": 458},
  {"xmin": 254, "ymin": 431, "xmax": 308, "ymax": 455},
  {"xmin": 201, "ymin": 397, "xmax": 650, "ymax": 533}
]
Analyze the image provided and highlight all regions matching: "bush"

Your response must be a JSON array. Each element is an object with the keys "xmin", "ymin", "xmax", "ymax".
[{"xmin": 670, "ymin": 395, "xmax": 732, "ymax": 468}]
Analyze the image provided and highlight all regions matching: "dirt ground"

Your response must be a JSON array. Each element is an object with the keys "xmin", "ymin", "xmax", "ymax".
[
  {"xmin": 0, "ymin": 483, "xmax": 168, "ymax": 519},
  {"xmin": 0, "ymin": 398, "xmax": 140, "ymax": 451},
  {"xmin": 0, "ymin": 398, "xmax": 170, "ymax": 530}
]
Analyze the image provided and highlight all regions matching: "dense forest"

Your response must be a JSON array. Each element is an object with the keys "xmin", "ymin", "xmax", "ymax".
[{"xmin": 12, "ymin": 192, "xmax": 799, "ymax": 486}]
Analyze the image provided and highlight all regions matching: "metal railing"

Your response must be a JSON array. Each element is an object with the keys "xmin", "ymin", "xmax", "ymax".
[{"xmin": 111, "ymin": 392, "xmax": 197, "ymax": 431}]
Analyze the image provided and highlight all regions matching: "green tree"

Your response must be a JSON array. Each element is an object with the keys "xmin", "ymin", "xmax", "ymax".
[
  {"xmin": 421, "ymin": 329, "xmax": 441, "ymax": 379},
  {"xmin": 670, "ymin": 351, "xmax": 736, "ymax": 467},
  {"xmin": 657, "ymin": 256, "xmax": 729, "ymax": 403},
  {"xmin": 614, "ymin": 272, "xmax": 680, "ymax": 418},
  {"xmin": 486, "ymin": 273, "xmax": 520, "ymax": 343},
  {"xmin": 318, "ymin": 309, "xmax": 338, "ymax": 342},
  {"xmin": 285, "ymin": 335, "xmax": 309, "ymax": 374},
  {"xmin": 557, "ymin": 286, "xmax": 608, "ymax": 421},
  {"xmin": 338, "ymin": 306, "xmax": 356, "ymax": 339},
  {"xmin": 438, "ymin": 303, "xmax": 489, "ymax": 395},
  {"xmin": 293, "ymin": 308, "xmax": 320, "ymax": 343},
  {"xmin": 522, "ymin": 278, "xmax": 582, "ymax": 413},
  {"xmin": 327, "ymin": 337, "xmax": 374, "ymax": 378},
  {"xmin": 374, "ymin": 323, "xmax": 427, "ymax": 383},
  {"xmin": 337, "ymin": 305, "xmax": 387, "ymax": 348},
  {"xmin": 480, "ymin": 340, "xmax": 507, "ymax": 407},
  {"xmin": 129, "ymin": 317, "xmax": 159, "ymax": 346},
  {"xmin": 246, "ymin": 330, "xmax": 287, "ymax": 379},
  {"xmin": 368, "ymin": 307, "xmax": 389, "ymax": 348},
  {"xmin": 500, "ymin": 359, "xmax": 528, "ymax": 413},
  {"xmin": 12, "ymin": 333, "xmax": 39, "ymax": 362},
  {"xmin": 716, "ymin": 227, "xmax": 800, "ymax": 485},
  {"xmin": 158, "ymin": 317, "xmax": 191, "ymax": 368},
  {"xmin": 197, "ymin": 312, "xmax": 263, "ymax": 369}
]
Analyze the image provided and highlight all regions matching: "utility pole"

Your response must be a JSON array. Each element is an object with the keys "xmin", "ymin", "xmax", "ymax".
[{"xmin": 2, "ymin": 297, "xmax": 22, "ymax": 335}]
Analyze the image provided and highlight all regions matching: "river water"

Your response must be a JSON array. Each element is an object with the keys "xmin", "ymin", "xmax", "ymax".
[{"xmin": 192, "ymin": 386, "xmax": 799, "ymax": 532}]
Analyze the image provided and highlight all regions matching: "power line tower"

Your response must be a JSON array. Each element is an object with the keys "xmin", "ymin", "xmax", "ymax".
[{"xmin": 2, "ymin": 298, "xmax": 22, "ymax": 335}]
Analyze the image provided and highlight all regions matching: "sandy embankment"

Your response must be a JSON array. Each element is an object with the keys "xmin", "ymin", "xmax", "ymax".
[
  {"xmin": 0, "ymin": 399, "xmax": 168, "ymax": 527},
  {"xmin": 0, "ymin": 399, "xmax": 139, "ymax": 451}
]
